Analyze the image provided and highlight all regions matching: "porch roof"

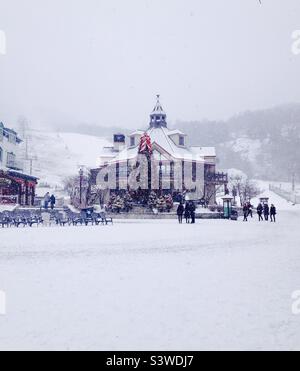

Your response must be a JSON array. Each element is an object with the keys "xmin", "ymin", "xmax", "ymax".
[{"xmin": 6, "ymin": 170, "xmax": 39, "ymax": 183}]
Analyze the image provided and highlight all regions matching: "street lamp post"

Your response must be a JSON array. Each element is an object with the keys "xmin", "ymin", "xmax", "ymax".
[{"xmin": 79, "ymin": 168, "xmax": 84, "ymax": 208}]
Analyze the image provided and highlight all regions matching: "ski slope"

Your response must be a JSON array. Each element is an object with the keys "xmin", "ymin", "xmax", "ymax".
[{"xmin": 23, "ymin": 130, "xmax": 110, "ymax": 193}]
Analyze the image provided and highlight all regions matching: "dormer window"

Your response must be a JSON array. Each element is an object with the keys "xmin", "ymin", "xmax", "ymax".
[{"xmin": 179, "ymin": 136, "xmax": 185, "ymax": 146}]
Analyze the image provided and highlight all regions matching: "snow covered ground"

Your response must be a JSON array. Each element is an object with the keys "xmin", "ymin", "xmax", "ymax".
[{"xmin": 0, "ymin": 191, "xmax": 300, "ymax": 351}]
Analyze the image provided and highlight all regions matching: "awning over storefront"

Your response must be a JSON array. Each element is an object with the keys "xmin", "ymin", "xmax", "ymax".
[{"xmin": 0, "ymin": 170, "xmax": 38, "ymax": 206}]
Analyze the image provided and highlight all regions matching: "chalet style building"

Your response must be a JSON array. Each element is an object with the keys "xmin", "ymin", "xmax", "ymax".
[
  {"xmin": 91, "ymin": 96, "xmax": 227, "ymax": 205},
  {"xmin": 0, "ymin": 122, "xmax": 38, "ymax": 206}
]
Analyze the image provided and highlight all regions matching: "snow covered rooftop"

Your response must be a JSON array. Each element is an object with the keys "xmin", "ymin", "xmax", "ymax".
[
  {"xmin": 98, "ymin": 96, "xmax": 216, "ymax": 165},
  {"xmin": 167, "ymin": 129, "xmax": 187, "ymax": 136},
  {"xmin": 101, "ymin": 147, "xmax": 118, "ymax": 157},
  {"xmin": 191, "ymin": 146, "xmax": 216, "ymax": 157},
  {"xmin": 130, "ymin": 130, "xmax": 145, "ymax": 136},
  {"xmin": 151, "ymin": 95, "xmax": 166, "ymax": 116},
  {"xmin": 100, "ymin": 126, "xmax": 216, "ymax": 164}
]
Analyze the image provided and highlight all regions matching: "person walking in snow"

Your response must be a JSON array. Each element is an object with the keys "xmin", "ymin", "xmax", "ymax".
[
  {"xmin": 177, "ymin": 203, "xmax": 184, "ymax": 224},
  {"xmin": 243, "ymin": 203, "xmax": 249, "ymax": 222},
  {"xmin": 190, "ymin": 201, "xmax": 196, "ymax": 224},
  {"xmin": 43, "ymin": 192, "xmax": 50, "ymax": 210},
  {"xmin": 50, "ymin": 194, "xmax": 56, "ymax": 210},
  {"xmin": 247, "ymin": 202, "xmax": 253, "ymax": 218},
  {"xmin": 264, "ymin": 203, "xmax": 270, "ymax": 221},
  {"xmin": 270, "ymin": 204, "xmax": 277, "ymax": 223},
  {"xmin": 257, "ymin": 203, "xmax": 264, "ymax": 221},
  {"xmin": 184, "ymin": 203, "xmax": 191, "ymax": 224}
]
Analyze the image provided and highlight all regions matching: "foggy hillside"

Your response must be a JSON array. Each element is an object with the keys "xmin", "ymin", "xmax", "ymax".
[
  {"xmin": 22, "ymin": 103, "xmax": 300, "ymax": 186},
  {"xmin": 60, "ymin": 103, "xmax": 300, "ymax": 182},
  {"xmin": 23, "ymin": 130, "xmax": 110, "ymax": 190},
  {"xmin": 175, "ymin": 103, "xmax": 300, "ymax": 182}
]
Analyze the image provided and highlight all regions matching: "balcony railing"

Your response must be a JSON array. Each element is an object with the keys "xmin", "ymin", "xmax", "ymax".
[{"xmin": 205, "ymin": 172, "xmax": 228, "ymax": 184}]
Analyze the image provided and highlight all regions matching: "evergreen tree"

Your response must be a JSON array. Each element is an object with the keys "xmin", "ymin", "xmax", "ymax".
[
  {"xmin": 165, "ymin": 194, "xmax": 174, "ymax": 212},
  {"xmin": 124, "ymin": 192, "xmax": 133, "ymax": 212},
  {"xmin": 148, "ymin": 191, "xmax": 158, "ymax": 210},
  {"xmin": 157, "ymin": 196, "xmax": 166, "ymax": 212}
]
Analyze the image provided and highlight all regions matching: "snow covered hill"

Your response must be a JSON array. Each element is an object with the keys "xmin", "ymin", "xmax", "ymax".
[
  {"xmin": 176, "ymin": 103, "xmax": 300, "ymax": 180},
  {"xmin": 23, "ymin": 130, "xmax": 110, "ymax": 191}
]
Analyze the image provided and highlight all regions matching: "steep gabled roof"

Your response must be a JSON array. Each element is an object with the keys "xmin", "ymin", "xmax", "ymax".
[
  {"xmin": 98, "ymin": 95, "xmax": 216, "ymax": 165},
  {"xmin": 151, "ymin": 95, "xmax": 166, "ymax": 116},
  {"xmin": 104, "ymin": 125, "xmax": 215, "ymax": 164}
]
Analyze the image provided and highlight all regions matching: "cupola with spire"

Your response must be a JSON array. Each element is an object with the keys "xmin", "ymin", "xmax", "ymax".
[{"xmin": 149, "ymin": 95, "xmax": 167, "ymax": 128}]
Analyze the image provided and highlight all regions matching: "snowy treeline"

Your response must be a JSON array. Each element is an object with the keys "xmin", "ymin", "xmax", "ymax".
[{"xmin": 175, "ymin": 103, "xmax": 300, "ymax": 182}]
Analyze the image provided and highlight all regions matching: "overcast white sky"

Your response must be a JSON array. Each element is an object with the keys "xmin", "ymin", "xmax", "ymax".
[{"xmin": 0, "ymin": 0, "xmax": 300, "ymax": 129}]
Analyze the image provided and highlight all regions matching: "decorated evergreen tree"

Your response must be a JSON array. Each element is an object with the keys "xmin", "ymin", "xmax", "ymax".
[
  {"xmin": 148, "ymin": 191, "xmax": 158, "ymax": 210},
  {"xmin": 165, "ymin": 194, "xmax": 174, "ymax": 212},
  {"xmin": 112, "ymin": 196, "xmax": 124, "ymax": 214},
  {"xmin": 124, "ymin": 192, "xmax": 133, "ymax": 212},
  {"xmin": 157, "ymin": 196, "xmax": 166, "ymax": 213},
  {"xmin": 107, "ymin": 193, "xmax": 117, "ymax": 212}
]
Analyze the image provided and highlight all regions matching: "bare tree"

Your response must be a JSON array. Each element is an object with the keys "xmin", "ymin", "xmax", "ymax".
[
  {"xmin": 229, "ymin": 173, "xmax": 245, "ymax": 206},
  {"xmin": 241, "ymin": 180, "xmax": 261, "ymax": 205},
  {"xmin": 229, "ymin": 171, "xmax": 260, "ymax": 206},
  {"xmin": 62, "ymin": 175, "xmax": 78, "ymax": 197}
]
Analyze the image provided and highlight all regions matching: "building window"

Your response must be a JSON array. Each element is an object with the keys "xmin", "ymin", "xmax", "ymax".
[
  {"xmin": 6, "ymin": 152, "xmax": 16, "ymax": 168},
  {"xmin": 130, "ymin": 136, "xmax": 135, "ymax": 147},
  {"xmin": 158, "ymin": 164, "xmax": 171, "ymax": 177},
  {"xmin": 0, "ymin": 146, "xmax": 3, "ymax": 163},
  {"xmin": 10, "ymin": 134, "xmax": 16, "ymax": 144},
  {"xmin": 179, "ymin": 136, "xmax": 185, "ymax": 146},
  {"xmin": 192, "ymin": 162, "xmax": 197, "ymax": 182},
  {"xmin": 119, "ymin": 166, "xmax": 128, "ymax": 178}
]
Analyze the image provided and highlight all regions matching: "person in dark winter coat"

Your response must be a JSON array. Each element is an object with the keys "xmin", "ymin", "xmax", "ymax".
[
  {"xmin": 264, "ymin": 203, "xmax": 270, "ymax": 221},
  {"xmin": 190, "ymin": 202, "xmax": 196, "ymax": 224},
  {"xmin": 243, "ymin": 204, "xmax": 249, "ymax": 222},
  {"xmin": 270, "ymin": 204, "xmax": 277, "ymax": 223},
  {"xmin": 50, "ymin": 195, "xmax": 56, "ymax": 210},
  {"xmin": 177, "ymin": 203, "xmax": 185, "ymax": 224},
  {"xmin": 257, "ymin": 203, "xmax": 264, "ymax": 221},
  {"xmin": 184, "ymin": 203, "xmax": 191, "ymax": 224},
  {"xmin": 247, "ymin": 202, "xmax": 253, "ymax": 218}
]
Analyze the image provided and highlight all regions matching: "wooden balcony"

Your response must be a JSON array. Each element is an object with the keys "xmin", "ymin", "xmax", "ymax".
[{"xmin": 205, "ymin": 172, "xmax": 228, "ymax": 185}]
